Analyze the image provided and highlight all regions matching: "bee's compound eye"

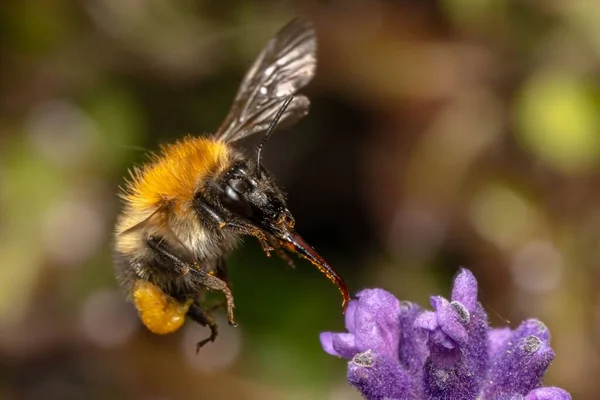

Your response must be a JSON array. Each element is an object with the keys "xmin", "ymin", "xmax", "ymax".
[
  {"xmin": 221, "ymin": 184, "xmax": 253, "ymax": 218},
  {"xmin": 230, "ymin": 178, "xmax": 252, "ymax": 192},
  {"xmin": 225, "ymin": 185, "xmax": 239, "ymax": 201}
]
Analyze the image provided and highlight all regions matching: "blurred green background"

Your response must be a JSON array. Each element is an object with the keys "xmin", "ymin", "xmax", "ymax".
[{"xmin": 1, "ymin": 0, "xmax": 599, "ymax": 399}]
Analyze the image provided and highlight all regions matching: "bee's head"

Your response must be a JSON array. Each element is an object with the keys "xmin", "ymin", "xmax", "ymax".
[
  {"xmin": 197, "ymin": 157, "xmax": 349, "ymax": 311},
  {"xmin": 218, "ymin": 159, "xmax": 292, "ymax": 231}
]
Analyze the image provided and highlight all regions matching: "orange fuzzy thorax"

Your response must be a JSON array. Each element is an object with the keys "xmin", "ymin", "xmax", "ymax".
[
  {"xmin": 123, "ymin": 137, "xmax": 230, "ymax": 211},
  {"xmin": 133, "ymin": 279, "xmax": 192, "ymax": 334}
]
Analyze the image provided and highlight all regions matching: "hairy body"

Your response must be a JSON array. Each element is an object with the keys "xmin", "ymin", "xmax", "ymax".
[{"xmin": 113, "ymin": 19, "xmax": 349, "ymax": 352}]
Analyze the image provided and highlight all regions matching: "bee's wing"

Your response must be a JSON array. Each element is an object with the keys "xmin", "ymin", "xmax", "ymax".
[{"xmin": 214, "ymin": 18, "xmax": 316, "ymax": 143}]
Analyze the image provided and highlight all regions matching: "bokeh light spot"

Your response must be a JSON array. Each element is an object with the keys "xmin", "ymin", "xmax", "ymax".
[
  {"xmin": 42, "ymin": 190, "xmax": 108, "ymax": 268},
  {"xmin": 511, "ymin": 240, "xmax": 564, "ymax": 294},
  {"xmin": 469, "ymin": 184, "xmax": 538, "ymax": 249},
  {"xmin": 515, "ymin": 70, "xmax": 600, "ymax": 173},
  {"xmin": 79, "ymin": 288, "xmax": 139, "ymax": 349},
  {"xmin": 26, "ymin": 100, "xmax": 99, "ymax": 167}
]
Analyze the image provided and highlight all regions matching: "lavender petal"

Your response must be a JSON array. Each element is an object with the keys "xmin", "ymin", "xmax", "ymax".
[
  {"xmin": 331, "ymin": 333, "xmax": 358, "ymax": 359},
  {"xmin": 397, "ymin": 301, "xmax": 428, "ymax": 375},
  {"xmin": 451, "ymin": 268, "xmax": 478, "ymax": 312},
  {"xmin": 347, "ymin": 350, "xmax": 421, "ymax": 400},
  {"xmin": 483, "ymin": 319, "xmax": 555, "ymax": 398},
  {"xmin": 353, "ymin": 289, "xmax": 402, "ymax": 361},
  {"xmin": 345, "ymin": 299, "xmax": 358, "ymax": 332},
  {"xmin": 320, "ymin": 332, "xmax": 341, "ymax": 357},
  {"xmin": 489, "ymin": 327, "xmax": 512, "ymax": 359},
  {"xmin": 437, "ymin": 298, "xmax": 468, "ymax": 345},
  {"xmin": 422, "ymin": 303, "xmax": 490, "ymax": 399},
  {"xmin": 525, "ymin": 387, "xmax": 573, "ymax": 400}
]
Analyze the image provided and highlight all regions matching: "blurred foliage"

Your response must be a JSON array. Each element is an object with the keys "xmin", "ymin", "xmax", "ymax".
[{"xmin": 1, "ymin": 0, "xmax": 600, "ymax": 399}]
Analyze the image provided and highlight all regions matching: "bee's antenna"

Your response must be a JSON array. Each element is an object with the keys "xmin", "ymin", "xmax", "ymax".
[{"xmin": 256, "ymin": 95, "xmax": 294, "ymax": 176}]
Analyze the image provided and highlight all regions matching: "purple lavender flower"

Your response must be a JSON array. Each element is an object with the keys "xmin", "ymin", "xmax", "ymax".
[{"xmin": 320, "ymin": 268, "xmax": 571, "ymax": 400}]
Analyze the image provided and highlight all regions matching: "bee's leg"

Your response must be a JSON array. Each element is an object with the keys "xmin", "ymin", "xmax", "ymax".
[
  {"xmin": 195, "ymin": 200, "xmax": 226, "ymax": 225},
  {"xmin": 197, "ymin": 257, "xmax": 231, "ymax": 314},
  {"xmin": 186, "ymin": 261, "xmax": 229, "ymax": 353},
  {"xmin": 197, "ymin": 200, "xmax": 273, "ymax": 256},
  {"xmin": 266, "ymin": 235, "xmax": 295, "ymax": 270},
  {"xmin": 146, "ymin": 235, "xmax": 192, "ymax": 276},
  {"xmin": 220, "ymin": 221, "xmax": 274, "ymax": 255},
  {"xmin": 146, "ymin": 236, "xmax": 237, "ymax": 328},
  {"xmin": 187, "ymin": 302, "xmax": 219, "ymax": 353}
]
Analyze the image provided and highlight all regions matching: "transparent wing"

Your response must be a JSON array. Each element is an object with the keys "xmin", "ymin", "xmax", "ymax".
[{"xmin": 214, "ymin": 18, "xmax": 316, "ymax": 143}]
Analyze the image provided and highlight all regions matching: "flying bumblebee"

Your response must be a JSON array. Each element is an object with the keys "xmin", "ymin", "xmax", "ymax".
[{"xmin": 114, "ymin": 18, "xmax": 350, "ymax": 352}]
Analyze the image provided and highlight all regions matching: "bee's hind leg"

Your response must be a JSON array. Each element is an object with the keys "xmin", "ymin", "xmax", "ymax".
[
  {"xmin": 188, "ymin": 302, "xmax": 220, "ymax": 353},
  {"xmin": 191, "ymin": 269, "xmax": 237, "ymax": 329},
  {"xmin": 197, "ymin": 257, "xmax": 233, "ymax": 313},
  {"xmin": 145, "ymin": 236, "xmax": 237, "ymax": 329}
]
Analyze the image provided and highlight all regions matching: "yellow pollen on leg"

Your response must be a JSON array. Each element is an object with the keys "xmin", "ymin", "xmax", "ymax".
[{"xmin": 133, "ymin": 280, "xmax": 193, "ymax": 334}]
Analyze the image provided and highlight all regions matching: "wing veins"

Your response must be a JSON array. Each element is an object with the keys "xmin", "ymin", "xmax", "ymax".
[{"xmin": 214, "ymin": 18, "xmax": 316, "ymax": 143}]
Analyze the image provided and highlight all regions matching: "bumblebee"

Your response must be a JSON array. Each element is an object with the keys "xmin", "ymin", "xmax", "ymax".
[{"xmin": 114, "ymin": 18, "xmax": 350, "ymax": 352}]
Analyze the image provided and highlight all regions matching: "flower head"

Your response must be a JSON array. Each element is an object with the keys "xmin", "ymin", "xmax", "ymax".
[{"xmin": 320, "ymin": 268, "xmax": 571, "ymax": 400}]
